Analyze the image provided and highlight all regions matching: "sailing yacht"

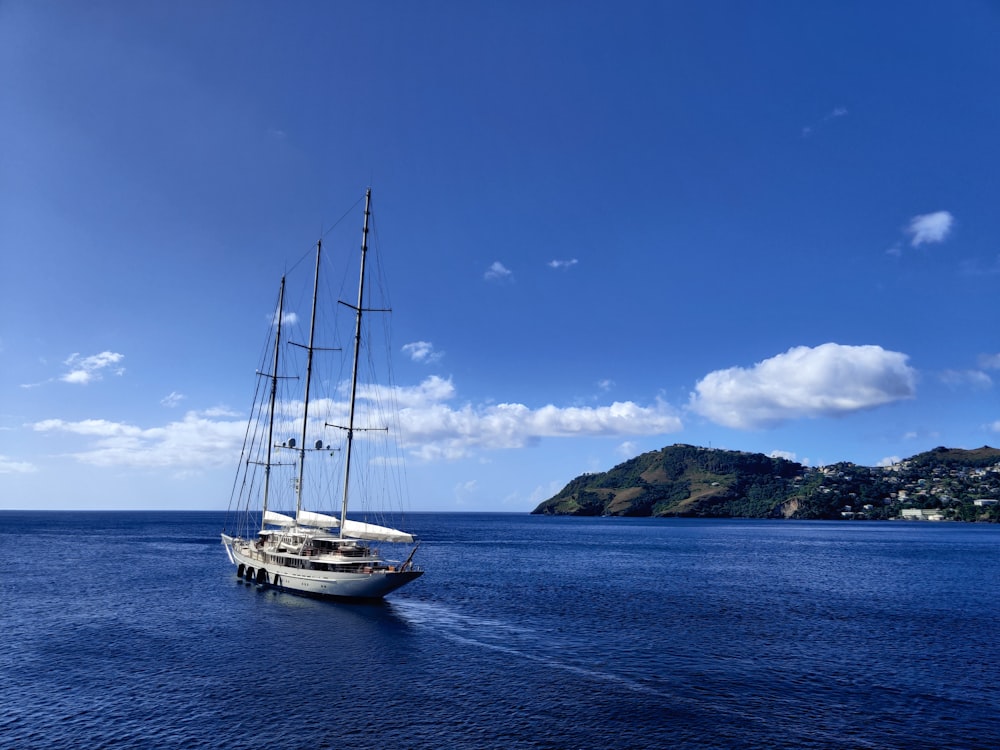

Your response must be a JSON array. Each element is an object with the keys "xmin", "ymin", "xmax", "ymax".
[{"xmin": 221, "ymin": 189, "xmax": 423, "ymax": 599}]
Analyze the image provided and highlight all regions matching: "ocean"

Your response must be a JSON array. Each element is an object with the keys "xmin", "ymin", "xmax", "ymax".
[{"xmin": 2, "ymin": 511, "xmax": 998, "ymax": 749}]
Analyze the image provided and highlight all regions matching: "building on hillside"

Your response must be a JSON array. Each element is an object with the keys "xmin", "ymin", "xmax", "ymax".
[{"xmin": 900, "ymin": 508, "xmax": 944, "ymax": 521}]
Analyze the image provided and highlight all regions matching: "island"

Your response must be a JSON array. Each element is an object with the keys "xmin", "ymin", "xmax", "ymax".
[{"xmin": 531, "ymin": 444, "xmax": 1000, "ymax": 522}]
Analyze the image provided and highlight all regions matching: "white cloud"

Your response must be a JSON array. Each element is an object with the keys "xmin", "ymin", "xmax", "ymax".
[
  {"xmin": 272, "ymin": 311, "xmax": 298, "ymax": 326},
  {"xmin": 769, "ymin": 450, "xmax": 797, "ymax": 462},
  {"xmin": 978, "ymin": 353, "xmax": 1000, "ymax": 370},
  {"xmin": 689, "ymin": 343, "xmax": 917, "ymax": 429},
  {"xmin": 161, "ymin": 392, "xmax": 185, "ymax": 408},
  {"xmin": 402, "ymin": 341, "xmax": 443, "ymax": 364},
  {"xmin": 401, "ymin": 392, "xmax": 682, "ymax": 461},
  {"xmin": 201, "ymin": 406, "xmax": 243, "ymax": 418},
  {"xmin": 877, "ymin": 456, "xmax": 902, "ymax": 467},
  {"xmin": 801, "ymin": 106, "xmax": 848, "ymax": 137},
  {"xmin": 32, "ymin": 410, "xmax": 247, "ymax": 469},
  {"xmin": 617, "ymin": 440, "xmax": 639, "ymax": 458},
  {"xmin": 453, "ymin": 479, "xmax": 478, "ymax": 504},
  {"xmin": 959, "ymin": 255, "xmax": 1000, "ymax": 276},
  {"xmin": 33, "ymin": 418, "xmax": 138, "ymax": 437},
  {"xmin": 60, "ymin": 351, "xmax": 125, "ymax": 384},
  {"xmin": 30, "ymin": 375, "xmax": 682, "ymax": 470},
  {"xmin": 597, "ymin": 379, "xmax": 614, "ymax": 391},
  {"xmin": 939, "ymin": 369, "xmax": 992, "ymax": 389},
  {"xmin": 548, "ymin": 259, "xmax": 578, "ymax": 270},
  {"xmin": 368, "ymin": 374, "xmax": 455, "ymax": 408},
  {"xmin": 905, "ymin": 211, "xmax": 954, "ymax": 247},
  {"xmin": 0, "ymin": 455, "xmax": 38, "ymax": 474},
  {"xmin": 988, "ymin": 421, "xmax": 1000, "ymax": 433},
  {"xmin": 484, "ymin": 261, "xmax": 513, "ymax": 282}
]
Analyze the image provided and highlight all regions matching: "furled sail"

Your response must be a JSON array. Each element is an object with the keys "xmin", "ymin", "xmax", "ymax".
[
  {"xmin": 296, "ymin": 509, "xmax": 413, "ymax": 543},
  {"xmin": 263, "ymin": 510, "xmax": 295, "ymax": 527},
  {"xmin": 296, "ymin": 510, "xmax": 340, "ymax": 529},
  {"xmin": 341, "ymin": 519, "xmax": 414, "ymax": 543}
]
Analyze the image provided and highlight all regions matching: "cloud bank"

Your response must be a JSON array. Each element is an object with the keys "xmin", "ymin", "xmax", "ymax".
[
  {"xmin": 399, "ymin": 388, "xmax": 683, "ymax": 461},
  {"xmin": 32, "ymin": 375, "xmax": 683, "ymax": 469},
  {"xmin": 689, "ymin": 343, "xmax": 917, "ymax": 429},
  {"xmin": 32, "ymin": 411, "xmax": 248, "ymax": 469},
  {"xmin": 31, "ymin": 411, "xmax": 250, "ymax": 471}
]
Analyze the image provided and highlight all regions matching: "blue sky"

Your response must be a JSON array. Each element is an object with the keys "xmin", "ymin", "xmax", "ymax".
[{"xmin": 3, "ymin": 1, "xmax": 999, "ymax": 511}]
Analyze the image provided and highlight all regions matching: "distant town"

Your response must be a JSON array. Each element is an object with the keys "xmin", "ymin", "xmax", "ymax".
[{"xmin": 812, "ymin": 453, "xmax": 1000, "ymax": 521}]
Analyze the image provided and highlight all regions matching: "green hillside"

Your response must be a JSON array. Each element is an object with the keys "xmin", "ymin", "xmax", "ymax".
[{"xmin": 531, "ymin": 444, "xmax": 1000, "ymax": 521}]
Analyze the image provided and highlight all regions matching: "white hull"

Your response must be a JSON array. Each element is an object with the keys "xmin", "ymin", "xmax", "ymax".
[{"xmin": 222, "ymin": 534, "xmax": 422, "ymax": 600}]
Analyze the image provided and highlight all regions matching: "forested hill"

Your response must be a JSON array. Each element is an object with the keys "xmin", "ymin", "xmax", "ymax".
[{"xmin": 531, "ymin": 444, "xmax": 1000, "ymax": 521}]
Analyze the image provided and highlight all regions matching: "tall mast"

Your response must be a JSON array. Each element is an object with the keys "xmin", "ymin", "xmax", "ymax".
[
  {"xmin": 339, "ymin": 189, "xmax": 372, "ymax": 536},
  {"xmin": 260, "ymin": 276, "xmax": 286, "ymax": 531},
  {"xmin": 295, "ymin": 241, "xmax": 323, "ymax": 519}
]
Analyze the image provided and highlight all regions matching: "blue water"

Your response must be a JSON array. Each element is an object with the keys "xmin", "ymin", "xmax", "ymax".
[{"xmin": 2, "ymin": 512, "xmax": 998, "ymax": 749}]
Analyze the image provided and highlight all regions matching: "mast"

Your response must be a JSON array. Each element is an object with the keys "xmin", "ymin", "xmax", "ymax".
[
  {"xmin": 339, "ymin": 188, "xmax": 372, "ymax": 536},
  {"xmin": 295, "ymin": 241, "xmax": 323, "ymax": 519},
  {"xmin": 260, "ymin": 276, "xmax": 286, "ymax": 531}
]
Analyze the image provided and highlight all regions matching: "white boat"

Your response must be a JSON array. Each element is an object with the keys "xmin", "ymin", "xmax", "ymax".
[{"xmin": 221, "ymin": 189, "xmax": 423, "ymax": 599}]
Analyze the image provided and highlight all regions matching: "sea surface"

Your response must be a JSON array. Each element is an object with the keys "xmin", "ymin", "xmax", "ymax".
[{"xmin": 2, "ymin": 512, "xmax": 998, "ymax": 749}]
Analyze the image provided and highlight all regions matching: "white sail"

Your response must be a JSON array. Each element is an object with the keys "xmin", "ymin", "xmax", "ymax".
[
  {"xmin": 341, "ymin": 519, "xmax": 414, "ymax": 543},
  {"xmin": 263, "ymin": 510, "xmax": 295, "ymax": 527},
  {"xmin": 296, "ymin": 509, "xmax": 341, "ymax": 529},
  {"xmin": 296, "ymin": 510, "xmax": 411, "ymax": 542}
]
